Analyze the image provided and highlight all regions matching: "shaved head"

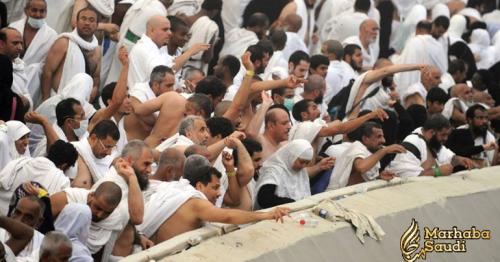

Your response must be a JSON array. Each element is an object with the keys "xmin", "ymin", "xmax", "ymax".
[
  {"xmin": 147, "ymin": 15, "xmax": 168, "ymax": 30},
  {"xmin": 156, "ymin": 148, "xmax": 186, "ymax": 181},
  {"xmin": 93, "ymin": 181, "xmax": 122, "ymax": 207},
  {"xmin": 322, "ymin": 39, "xmax": 343, "ymax": 60},
  {"xmin": 284, "ymin": 14, "xmax": 302, "ymax": 33},
  {"xmin": 360, "ymin": 19, "xmax": 378, "ymax": 31}
]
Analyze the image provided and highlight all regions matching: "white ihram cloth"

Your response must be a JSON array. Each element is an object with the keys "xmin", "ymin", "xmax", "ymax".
[
  {"xmin": 10, "ymin": 18, "xmax": 58, "ymax": 66},
  {"xmin": 325, "ymin": 141, "xmax": 353, "ymax": 159},
  {"xmin": 33, "ymin": 124, "xmax": 68, "ymax": 157},
  {"xmin": 90, "ymin": 167, "xmax": 131, "ymax": 260},
  {"xmin": 64, "ymin": 187, "xmax": 128, "ymax": 256},
  {"xmin": 45, "ymin": 0, "xmax": 74, "ymax": 33},
  {"xmin": 128, "ymin": 82, "xmax": 160, "ymax": 117},
  {"xmin": 394, "ymin": 35, "xmax": 447, "ymax": 94},
  {"xmin": 325, "ymin": 60, "xmax": 349, "ymax": 104},
  {"xmin": 447, "ymin": 15, "xmax": 467, "ymax": 45},
  {"xmin": 137, "ymin": 178, "xmax": 206, "ymax": 238},
  {"xmin": 326, "ymin": 141, "xmax": 379, "ymax": 191},
  {"xmin": 282, "ymin": 32, "xmax": 309, "ymax": 62},
  {"xmin": 391, "ymin": 5, "xmax": 426, "ymax": 53},
  {"xmin": 492, "ymin": 31, "xmax": 500, "ymax": 65},
  {"xmin": 219, "ymin": 28, "xmax": 259, "ymax": 58},
  {"xmin": 402, "ymin": 82, "xmax": 427, "ymax": 104},
  {"xmin": 11, "ymin": 58, "xmax": 33, "ymax": 110},
  {"xmin": 57, "ymin": 30, "xmax": 98, "ymax": 94},
  {"xmin": 167, "ymin": 0, "xmax": 201, "ymax": 16},
  {"xmin": 0, "ymin": 229, "xmax": 44, "ymax": 259},
  {"xmin": 321, "ymin": 12, "xmax": 369, "ymax": 44},
  {"xmin": 72, "ymin": 139, "xmax": 114, "ymax": 183},
  {"xmin": 54, "ymin": 203, "xmax": 93, "ymax": 262},
  {"xmin": 468, "ymin": 29, "xmax": 495, "ymax": 70},
  {"xmin": 221, "ymin": 0, "xmax": 251, "ymax": 35},
  {"xmin": 431, "ymin": 3, "xmax": 449, "ymax": 20},
  {"xmin": 0, "ymin": 156, "xmax": 70, "ymax": 215},
  {"xmin": 294, "ymin": 0, "xmax": 315, "ymax": 47},
  {"xmin": 255, "ymin": 139, "xmax": 313, "ymax": 209},
  {"xmin": 386, "ymin": 127, "xmax": 455, "ymax": 178},
  {"xmin": 183, "ymin": 16, "xmax": 219, "ymax": 74},
  {"xmin": 128, "ymin": 34, "xmax": 174, "ymax": 88},
  {"xmin": 106, "ymin": 0, "xmax": 167, "ymax": 84},
  {"xmin": 457, "ymin": 124, "xmax": 496, "ymax": 165},
  {"xmin": 344, "ymin": 72, "xmax": 381, "ymax": 118},
  {"xmin": 343, "ymin": 35, "xmax": 379, "ymax": 68},
  {"xmin": 87, "ymin": 0, "xmax": 115, "ymax": 16},
  {"xmin": 156, "ymin": 133, "xmax": 194, "ymax": 152},
  {"xmin": 442, "ymin": 97, "xmax": 469, "ymax": 120},
  {"xmin": 263, "ymin": 51, "xmax": 288, "ymax": 81}
]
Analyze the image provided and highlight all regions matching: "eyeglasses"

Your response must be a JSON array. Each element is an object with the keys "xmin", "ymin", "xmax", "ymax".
[{"xmin": 98, "ymin": 139, "xmax": 117, "ymax": 150}]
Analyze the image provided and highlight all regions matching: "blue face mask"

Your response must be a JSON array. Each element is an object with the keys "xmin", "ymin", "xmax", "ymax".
[{"xmin": 284, "ymin": 98, "xmax": 295, "ymax": 112}]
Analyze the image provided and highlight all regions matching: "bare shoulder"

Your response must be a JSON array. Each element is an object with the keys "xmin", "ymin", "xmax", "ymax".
[{"xmin": 52, "ymin": 37, "xmax": 70, "ymax": 50}]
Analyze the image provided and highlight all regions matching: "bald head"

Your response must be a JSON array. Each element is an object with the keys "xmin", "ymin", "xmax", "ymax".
[
  {"xmin": 93, "ymin": 181, "xmax": 122, "ymax": 207},
  {"xmin": 359, "ymin": 19, "xmax": 379, "ymax": 45},
  {"xmin": 322, "ymin": 40, "xmax": 343, "ymax": 61},
  {"xmin": 0, "ymin": 27, "xmax": 23, "ymax": 60},
  {"xmin": 284, "ymin": 14, "xmax": 302, "ymax": 33},
  {"xmin": 156, "ymin": 148, "xmax": 186, "ymax": 181},
  {"xmin": 304, "ymin": 74, "xmax": 325, "ymax": 93},
  {"xmin": 421, "ymin": 66, "xmax": 442, "ymax": 89},
  {"xmin": 451, "ymin": 83, "xmax": 472, "ymax": 102},
  {"xmin": 146, "ymin": 15, "xmax": 171, "ymax": 47}
]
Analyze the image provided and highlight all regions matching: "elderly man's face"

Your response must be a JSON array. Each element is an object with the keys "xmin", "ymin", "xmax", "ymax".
[
  {"xmin": 25, "ymin": 0, "xmax": 47, "ymax": 20},
  {"xmin": 11, "ymin": 198, "xmax": 43, "ymax": 229}
]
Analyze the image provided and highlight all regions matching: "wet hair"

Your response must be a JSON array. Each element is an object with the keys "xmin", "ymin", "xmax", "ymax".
[
  {"xmin": 433, "ymin": 16, "xmax": 450, "ymax": 30},
  {"xmin": 195, "ymin": 76, "xmax": 227, "ymax": 99},
  {"xmin": 310, "ymin": 54, "xmax": 329, "ymax": 71},
  {"xmin": 206, "ymin": 117, "xmax": 234, "ymax": 138},
  {"xmin": 100, "ymin": 82, "xmax": 116, "ymax": 106},
  {"xmin": 89, "ymin": 120, "xmax": 120, "ymax": 141},
  {"xmin": 292, "ymin": 99, "xmax": 313, "ymax": 121},
  {"xmin": 47, "ymin": 140, "xmax": 78, "ymax": 168},
  {"xmin": 187, "ymin": 93, "xmax": 214, "ymax": 118},
  {"xmin": 466, "ymin": 104, "xmax": 486, "ymax": 120},
  {"xmin": 422, "ymin": 114, "xmax": 451, "ymax": 131},
  {"xmin": 289, "ymin": 50, "xmax": 310, "ymax": 66},
  {"xmin": 219, "ymin": 55, "xmax": 240, "ymax": 78},
  {"xmin": 426, "ymin": 87, "xmax": 449, "ymax": 104},
  {"xmin": 56, "ymin": 98, "xmax": 81, "ymax": 127},
  {"xmin": 184, "ymin": 165, "xmax": 222, "ymax": 187}
]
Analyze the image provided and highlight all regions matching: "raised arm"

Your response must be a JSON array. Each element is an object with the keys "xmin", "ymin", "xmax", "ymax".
[
  {"xmin": 353, "ymin": 145, "xmax": 405, "ymax": 175},
  {"xmin": 88, "ymin": 47, "xmax": 129, "ymax": 131},
  {"xmin": 24, "ymin": 112, "xmax": 60, "ymax": 153},
  {"xmin": 41, "ymin": 38, "xmax": 68, "ymax": 100},
  {"xmin": 172, "ymin": 43, "xmax": 210, "ymax": 72},
  {"xmin": 0, "ymin": 216, "xmax": 34, "ymax": 255},
  {"xmin": 221, "ymin": 150, "xmax": 241, "ymax": 206},
  {"xmin": 245, "ymin": 91, "xmax": 273, "ymax": 139},
  {"xmin": 115, "ymin": 158, "xmax": 144, "ymax": 225},
  {"xmin": 223, "ymin": 52, "xmax": 254, "ymax": 122},
  {"xmin": 363, "ymin": 64, "xmax": 424, "ymax": 85}
]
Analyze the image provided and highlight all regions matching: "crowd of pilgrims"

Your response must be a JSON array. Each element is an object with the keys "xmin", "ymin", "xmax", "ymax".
[{"xmin": 0, "ymin": 0, "xmax": 500, "ymax": 260}]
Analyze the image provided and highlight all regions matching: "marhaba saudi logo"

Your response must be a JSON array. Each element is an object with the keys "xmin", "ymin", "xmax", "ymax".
[{"xmin": 400, "ymin": 219, "xmax": 491, "ymax": 262}]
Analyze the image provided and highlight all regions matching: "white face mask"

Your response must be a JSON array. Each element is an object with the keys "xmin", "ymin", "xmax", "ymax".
[
  {"xmin": 73, "ymin": 119, "xmax": 88, "ymax": 139},
  {"xmin": 27, "ymin": 17, "xmax": 46, "ymax": 29}
]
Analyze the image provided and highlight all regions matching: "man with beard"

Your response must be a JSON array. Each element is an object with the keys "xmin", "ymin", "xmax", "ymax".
[
  {"xmin": 442, "ymin": 83, "xmax": 473, "ymax": 127},
  {"xmin": 446, "ymin": 105, "xmax": 498, "ymax": 167},
  {"xmin": 294, "ymin": 75, "xmax": 327, "ymax": 117},
  {"xmin": 342, "ymin": 19, "xmax": 379, "ymax": 69},
  {"xmin": 326, "ymin": 122, "xmax": 406, "ymax": 190},
  {"xmin": 386, "ymin": 114, "xmax": 475, "ymax": 178},
  {"xmin": 342, "ymin": 44, "xmax": 363, "ymax": 81}
]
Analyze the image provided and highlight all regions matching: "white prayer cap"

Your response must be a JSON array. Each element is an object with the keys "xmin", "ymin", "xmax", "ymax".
[
  {"xmin": 87, "ymin": 0, "xmax": 115, "ymax": 17},
  {"xmin": 432, "ymin": 3, "xmax": 450, "ymax": 20},
  {"xmin": 6, "ymin": 121, "xmax": 30, "ymax": 141}
]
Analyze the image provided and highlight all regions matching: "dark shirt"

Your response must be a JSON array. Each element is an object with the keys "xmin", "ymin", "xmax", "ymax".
[
  {"xmin": 445, "ymin": 128, "xmax": 484, "ymax": 158},
  {"xmin": 257, "ymin": 184, "xmax": 294, "ymax": 209}
]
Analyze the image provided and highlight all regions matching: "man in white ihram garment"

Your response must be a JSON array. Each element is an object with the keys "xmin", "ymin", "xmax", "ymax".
[
  {"xmin": 219, "ymin": 12, "xmax": 269, "ymax": 58},
  {"xmin": 342, "ymin": 19, "xmax": 379, "ymax": 69},
  {"xmin": 41, "ymin": 7, "xmax": 101, "ymax": 102}
]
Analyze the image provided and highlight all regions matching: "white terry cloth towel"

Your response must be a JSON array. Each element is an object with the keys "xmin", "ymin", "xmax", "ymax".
[
  {"xmin": 167, "ymin": 0, "xmax": 201, "ymax": 16},
  {"xmin": 219, "ymin": 28, "xmax": 259, "ymax": 58},
  {"xmin": 0, "ymin": 156, "xmax": 70, "ymax": 215},
  {"xmin": 0, "ymin": 228, "xmax": 44, "ymax": 259},
  {"xmin": 282, "ymin": 32, "xmax": 309, "ymax": 62},
  {"xmin": 183, "ymin": 16, "xmax": 219, "ymax": 74},
  {"xmin": 447, "ymin": 14, "xmax": 467, "ymax": 45},
  {"xmin": 136, "ymin": 178, "xmax": 206, "ymax": 238},
  {"xmin": 87, "ymin": 0, "xmax": 115, "ymax": 17},
  {"xmin": 11, "ymin": 58, "xmax": 33, "ymax": 110},
  {"xmin": 326, "ymin": 141, "xmax": 379, "ymax": 191},
  {"xmin": 71, "ymin": 139, "xmax": 114, "ymax": 183},
  {"xmin": 254, "ymin": 139, "xmax": 314, "ymax": 209},
  {"xmin": 391, "ymin": 4, "xmax": 426, "ymax": 53},
  {"xmin": 54, "ymin": 203, "xmax": 93, "ymax": 262},
  {"xmin": 105, "ymin": 0, "xmax": 168, "ymax": 85},
  {"xmin": 441, "ymin": 97, "xmax": 468, "ymax": 120},
  {"xmin": 56, "ymin": 29, "xmax": 98, "ymax": 94},
  {"xmin": 312, "ymin": 199, "xmax": 385, "ymax": 243},
  {"xmin": 220, "ymin": 0, "xmax": 251, "ymax": 35},
  {"xmin": 45, "ymin": 0, "xmax": 74, "ymax": 33},
  {"xmin": 468, "ymin": 29, "xmax": 495, "ymax": 70},
  {"xmin": 386, "ymin": 127, "xmax": 455, "ymax": 178},
  {"xmin": 156, "ymin": 133, "xmax": 194, "ymax": 152},
  {"xmin": 9, "ymin": 17, "xmax": 58, "ymax": 66}
]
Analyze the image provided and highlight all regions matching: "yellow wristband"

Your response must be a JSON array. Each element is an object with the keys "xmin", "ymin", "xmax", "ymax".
[
  {"xmin": 38, "ymin": 189, "xmax": 49, "ymax": 198},
  {"xmin": 227, "ymin": 171, "xmax": 236, "ymax": 177},
  {"xmin": 246, "ymin": 70, "xmax": 255, "ymax": 77}
]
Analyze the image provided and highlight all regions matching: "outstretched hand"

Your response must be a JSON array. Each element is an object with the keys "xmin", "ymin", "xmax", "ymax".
[
  {"xmin": 369, "ymin": 108, "xmax": 389, "ymax": 121},
  {"xmin": 269, "ymin": 207, "xmax": 291, "ymax": 223},
  {"xmin": 285, "ymin": 75, "xmax": 306, "ymax": 89}
]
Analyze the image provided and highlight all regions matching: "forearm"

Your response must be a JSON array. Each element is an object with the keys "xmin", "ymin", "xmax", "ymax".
[
  {"xmin": 207, "ymin": 140, "xmax": 226, "ymax": 163},
  {"xmin": 245, "ymin": 102, "xmax": 271, "ymax": 139},
  {"xmin": 41, "ymin": 69, "xmax": 53, "ymax": 100},
  {"xmin": 223, "ymin": 174, "xmax": 241, "ymax": 206},
  {"xmin": 365, "ymin": 64, "xmax": 421, "ymax": 84},
  {"xmin": 235, "ymin": 143, "xmax": 255, "ymax": 186},
  {"xmin": 306, "ymin": 165, "xmax": 323, "ymax": 178},
  {"xmin": 321, "ymin": 114, "xmax": 372, "ymax": 137},
  {"xmin": 224, "ymin": 75, "xmax": 253, "ymax": 120},
  {"xmin": 172, "ymin": 50, "xmax": 193, "ymax": 72},
  {"xmin": 0, "ymin": 216, "xmax": 33, "ymax": 255},
  {"xmin": 250, "ymin": 79, "xmax": 287, "ymax": 93},
  {"xmin": 353, "ymin": 150, "xmax": 386, "ymax": 174},
  {"xmin": 127, "ymin": 176, "xmax": 144, "ymax": 225},
  {"xmin": 41, "ymin": 119, "xmax": 60, "ymax": 151}
]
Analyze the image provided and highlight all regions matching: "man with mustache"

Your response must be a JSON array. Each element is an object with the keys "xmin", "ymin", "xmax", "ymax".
[
  {"xmin": 386, "ymin": 114, "xmax": 475, "ymax": 178},
  {"xmin": 446, "ymin": 104, "xmax": 498, "ymax": 167},
  {"xmin": 342, "ymin": 19, "xmax": 379, "ymax": 69}
]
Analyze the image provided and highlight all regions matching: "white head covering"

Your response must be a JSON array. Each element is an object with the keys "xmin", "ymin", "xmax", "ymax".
[
  {"xmin": 54, "ymin": 203, "xmax": 93, "ymax": 261},
  {"xmin": 448, "ymin": 15, "xmax": 467, "ymax": 39},
  {"xmin": 431, "ymin": 3, "xmax": 450, "ymax": 20},
  {"xmin": 5, "ymin": 121, "xmax": 31, "ymax": 159},
  {"xmin": 459, "ymin": 7, "xmax": 482, "ymax": 21},
  {"xmin": 255, "ymin": 139, "xmax": 313, "ymax": 205},
  {"xmin": 469, "ymin": 29, "xmax": 494, "ymax": 69},
  {"xmin": 392, "ymin": 5, "xmax": 427, "ymax": 52}
]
